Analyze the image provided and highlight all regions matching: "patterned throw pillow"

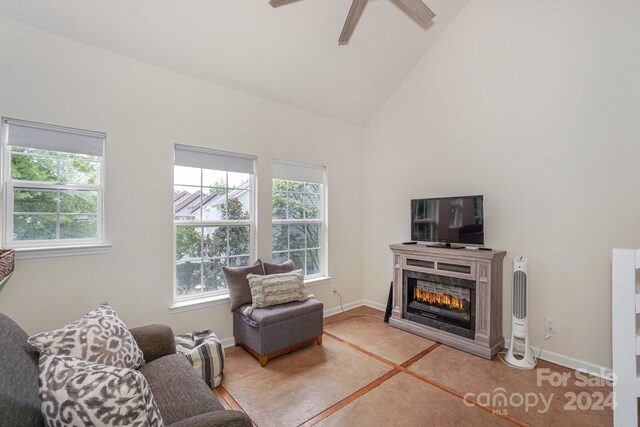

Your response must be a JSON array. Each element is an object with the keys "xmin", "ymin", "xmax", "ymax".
[
  {"xmin": 38, "ymin": 353, "xmax": 164, "ymax": 427},
  {"xmin": 243, "ymin": 269, "xmax": 313, "ymax": 316},
  {"xmin": 28, "ymin": 303, "xmax": 145, "ymax": 369}
]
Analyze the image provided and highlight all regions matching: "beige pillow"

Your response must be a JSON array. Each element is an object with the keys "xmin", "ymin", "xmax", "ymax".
[
  {"xmin": 223, "ymin": 259, "xmax": 264, "ymax": 311},
  {"xmin": 243, "ymin": 269, "xmax": 313, "ymax": 316}
]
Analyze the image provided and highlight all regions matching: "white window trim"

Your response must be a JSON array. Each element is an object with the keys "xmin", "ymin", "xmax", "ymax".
[
  {"xmin": 14, "ymin": 243, "xmax": 112, "ymax": 260},
  {"xmin": 172, "ymin": 149, "xmax": 257, "ymax": 304},
  {"xmin": 169, "ymin": 293, "xmax": 230, "ymax": 314},
  {"xmin": 1, "ymin": 118, "xmax": 108, "ymax": 256}
]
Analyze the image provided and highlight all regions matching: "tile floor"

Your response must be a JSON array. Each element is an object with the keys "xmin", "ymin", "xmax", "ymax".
[{"xmin": 216, "ymin": 307, "xmax": 613, "ymax": 427}]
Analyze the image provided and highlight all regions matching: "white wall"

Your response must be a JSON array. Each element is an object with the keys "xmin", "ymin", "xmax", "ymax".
[
  {"xmin": 363, "ymin": 0, "xmax": 640, "ymax": 369},
  {"xmin": 0, "ymin": 18, "xmax": 364, "ymax": 339}
]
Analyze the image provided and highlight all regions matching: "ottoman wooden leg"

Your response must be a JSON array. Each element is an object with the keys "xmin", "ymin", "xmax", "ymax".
[
  {"xmin": 258, "ymin": 355, "xmax": 269, "ymax": 367},
  {"xmin": 316, "ymin": 335, "xmax": 323, "ymax": 345}
]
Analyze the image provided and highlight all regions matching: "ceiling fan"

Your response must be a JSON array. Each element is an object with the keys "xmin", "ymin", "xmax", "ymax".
[{"xmin": 269, "ymin": 0, "xmax": 435, "ymax": 44}]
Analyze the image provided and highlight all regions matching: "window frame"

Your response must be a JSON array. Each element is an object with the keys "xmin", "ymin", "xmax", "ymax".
[
  {"xmin": 1, "ymin": 118, "xmax": 106, "ymax": 251},
  {"xmin": 173, "ymin": 146, "xmax": 256, "ymax": 303},
  {"xmin": 271, "ymin": 161, "xmax": 328, "ymax": 280}
]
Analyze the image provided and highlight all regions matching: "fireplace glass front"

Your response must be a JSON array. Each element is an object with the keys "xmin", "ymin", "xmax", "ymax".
[{"xmin": 404, "ymin": 271, "xmax": 475, "ymax": 339}]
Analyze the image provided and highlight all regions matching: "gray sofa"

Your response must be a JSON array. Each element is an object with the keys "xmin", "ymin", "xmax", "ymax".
[{"xmin": 0, "ymin": 312, "xmax": 251, "ymax": 427}]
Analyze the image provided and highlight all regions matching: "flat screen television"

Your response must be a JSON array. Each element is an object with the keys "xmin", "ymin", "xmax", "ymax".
[{"xmin": 410, "ymin": 195, "xmax": 484, "ymax": 246}]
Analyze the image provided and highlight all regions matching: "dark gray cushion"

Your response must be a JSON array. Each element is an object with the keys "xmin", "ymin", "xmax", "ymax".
[
  {"xmin": 223, "ymin": 260, "xmax": 264, "ymax": 311},
  {"xmin": 0, "ymin": 312, "xmax": 44, "ymax": 427},
  {"xmin": 263, "ymin": 259, "xmax": 294, "ymax": 275},
  {"xmin": 138, "ymin": 354, "xmax": 223, "ymax": 425},
  {"xmin": 237, "ymin": 299, "xmax": 323, "ymax": 327}
]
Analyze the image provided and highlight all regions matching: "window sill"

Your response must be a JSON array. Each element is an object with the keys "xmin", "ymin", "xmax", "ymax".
[
  {"xmin": 169, "ymin": 294, "xmax": 230, "ymax": 314},
  {"xmin": 14, "ymin": 244, "xmax": 112, "ymax": 260},
  {"xmin": 305, "ymin": 276, "xmax": 332, "ymax": 286}
]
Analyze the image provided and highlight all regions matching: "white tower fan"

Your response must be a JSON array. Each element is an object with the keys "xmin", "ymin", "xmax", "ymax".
[{"xmin": 505, "ymin": 256, "xmax": 536, "ymax": 369}]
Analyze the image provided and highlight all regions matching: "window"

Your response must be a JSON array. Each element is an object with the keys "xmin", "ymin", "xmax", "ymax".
[
  {"xmin": 272, "ymin": 160, "xmax": 326, "ymax": 278},
  {"xmin": 174, "ymin": 145, "xmax": 255, "ymax": 301},
  {"xmin": 2, "ymin": 118, "xmax": 105, "ymax": 249}
]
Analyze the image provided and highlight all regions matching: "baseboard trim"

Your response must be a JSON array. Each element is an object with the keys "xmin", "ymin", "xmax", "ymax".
[
  {"xmin": 362, "ymin": 299, "xmax": 386, "ymax": 312},
  {"xmin": 221, "ymin": 336, "xmax": 235, "ymax": 348},
  {"xmin": 504, "ymin": 338, "xmax": 612, "ymax": 380},
  {"xmin": 323, "ymin": 299, "xmax": 365, "ymax": 318}
]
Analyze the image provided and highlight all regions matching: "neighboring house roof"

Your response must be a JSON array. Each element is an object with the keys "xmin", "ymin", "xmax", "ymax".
[
  {"xmin": 175, "ymin": 190, "xmax": 202, "ymax": 215},
  {"xmin": 189, "ymin": 192, "xmax": 219, "ymax": 214},
  {"xmin": 174, "ymin": 181, "xmax": 250, "ymax": 218},
  {"xmin": 204, "ymin": 182, "xmax": 250, "ymax": 211},
  {"xmin": 174, "ymin": 191, "xmax": 190, "ymax": 205}
]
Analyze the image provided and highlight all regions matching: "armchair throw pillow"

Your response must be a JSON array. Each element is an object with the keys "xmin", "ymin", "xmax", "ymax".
[
  {"xmin": 243, "ymin": 269, "xmax": 313, "ymax": 316},
  {"xmin": 223, "ymin": 259, "xmax": 265, "ymax": 311},
  {"xmin": 263, "ymin": 259, "xmax": 295, "ymax": 275},
  {"xmin": 27, "ymin": 302, "xmax": 145, "ymax": 369},
  {"xmin": 38, "ymin": 353, "xmax": 164, "ymax": 427}
]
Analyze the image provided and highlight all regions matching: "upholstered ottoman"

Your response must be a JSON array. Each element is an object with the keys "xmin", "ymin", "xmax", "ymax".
[{"xmin": 234, "ymin": 299, "xmax": 323, "ymax": 366}]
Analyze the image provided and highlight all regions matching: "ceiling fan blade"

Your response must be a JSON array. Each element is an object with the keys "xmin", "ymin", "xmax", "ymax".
[
  {"xmin": 339, "ymin": 0, "xmax": 368, "ymax": 44},
  {"xmin": 269, "ymin": 0, "xmax": 301, "ymax": 7},
  {"xmin": 395, "ymin": 0, "xmax": 435, "ymax": 24}
]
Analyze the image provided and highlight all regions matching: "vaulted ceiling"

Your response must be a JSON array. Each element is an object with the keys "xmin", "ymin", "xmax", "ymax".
[{"xmin": 0, "ymin": 0, "xmax": 469, "ymax": 125}]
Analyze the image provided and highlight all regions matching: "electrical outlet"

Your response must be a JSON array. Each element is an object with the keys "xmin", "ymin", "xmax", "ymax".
[
  {"xmin": 545, "ymin": 318, "xmax": 557, "ymax": 335},
  {"xmin": 332, "ymin": 286, "xmax": 337, "ymax": 294}
]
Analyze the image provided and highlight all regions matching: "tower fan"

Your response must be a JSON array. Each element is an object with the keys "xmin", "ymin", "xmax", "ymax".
[{"xmin": 505, "ymin": 256, "xmax": 536, "ymax": 369}]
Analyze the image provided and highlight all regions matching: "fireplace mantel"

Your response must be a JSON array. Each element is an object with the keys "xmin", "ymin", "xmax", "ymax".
[{"xmin": 389, "ymin": 244, "xmax": 506, "ymax": 359}]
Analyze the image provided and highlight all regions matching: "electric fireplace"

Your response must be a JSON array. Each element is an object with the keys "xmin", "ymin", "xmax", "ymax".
[
  {"xmin": 404, "ymin": 271, "xmax": 475, "ymax": 339},
  {"xmin": 389, "ymin": 243, "xmax": 506, "ymax": 359}
]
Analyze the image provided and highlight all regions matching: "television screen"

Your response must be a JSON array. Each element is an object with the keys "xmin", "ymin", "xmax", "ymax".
[{"xmin": 411, "ymin": 195, "xmax": 484, "ymax": 245}]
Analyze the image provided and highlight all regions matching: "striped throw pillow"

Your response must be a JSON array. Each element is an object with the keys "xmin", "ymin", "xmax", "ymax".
[
  {"xmin": 243, "ymin": 269, "xmax": 313, "ymax": 316},
  {"xmin": 175, "ymin": 330, "xmax": 224, "ymax": 388}
]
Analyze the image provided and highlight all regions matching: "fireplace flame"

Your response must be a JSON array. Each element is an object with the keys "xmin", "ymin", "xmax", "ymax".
[{"xmin": 413, "ymin": 288, "xmax": 467, "ymax": 311}]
